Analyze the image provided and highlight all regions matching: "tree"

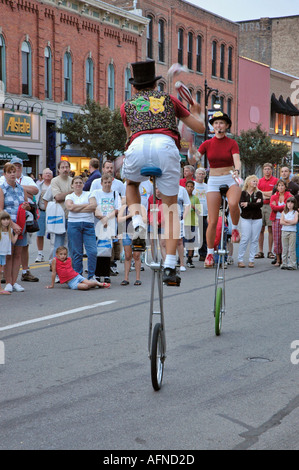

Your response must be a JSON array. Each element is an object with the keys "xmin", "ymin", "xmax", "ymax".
[
  {"xmin": 233, "ymin": 125, "xmax": 290, "ymax": 175},
  {"xmin": 56, "ymin": 98, "xmax": 127, "ymax": 162}
]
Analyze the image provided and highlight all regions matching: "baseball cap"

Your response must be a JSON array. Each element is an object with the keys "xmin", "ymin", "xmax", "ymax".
[{"xmin": 10, "ymin": 157, "xmax": 23, "ymax": 165}]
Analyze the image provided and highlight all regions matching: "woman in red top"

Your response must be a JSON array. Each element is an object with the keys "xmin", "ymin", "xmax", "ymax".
[
  {"xmin": 190, "ymin": 112, "xmax": 241, "ymax": 268},
  {"xmin": 269, "ymin": 179, "xmax": 292, "ymax": 266}
]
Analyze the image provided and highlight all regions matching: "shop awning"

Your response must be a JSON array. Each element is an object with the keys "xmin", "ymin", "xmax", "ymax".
[
  {"xmin": 271, "ymin": 93, "xmax": 299, "ymax": 116},
  {"xmin": 0, "ymin": 144, "xmax": 29, "ymax": 161},
  {"xmin": 293, "ymin": 152, "xmax": 299, "ymax": 166}
]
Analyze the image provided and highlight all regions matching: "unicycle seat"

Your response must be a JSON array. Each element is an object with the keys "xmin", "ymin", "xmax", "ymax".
[
  {"xmin": 219, "ymin": 184, "xmax": 229, "ymax": 197},
  {"xmin": 140, "ymin": 167, "xmax": 162, "ymax": 178}
]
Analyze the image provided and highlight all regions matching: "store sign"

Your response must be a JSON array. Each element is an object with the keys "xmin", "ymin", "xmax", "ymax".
[{"xmin": 4, "ymin": 113, "xmax": 31, "ymax": 137}]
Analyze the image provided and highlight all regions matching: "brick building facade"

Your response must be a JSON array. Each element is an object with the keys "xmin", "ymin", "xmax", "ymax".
[
  {"xmin": 105, "ymin": 0, "xmax": 239, "ymax": 148},
  {"xmin": 0, "ymin": 0, "xmax": 148, "ymax": 174}
]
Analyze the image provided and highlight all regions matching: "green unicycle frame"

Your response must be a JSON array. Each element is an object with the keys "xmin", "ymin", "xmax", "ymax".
[{"xmin": 213, "ymin": 185, "xmax": 229, "ymax": 336}]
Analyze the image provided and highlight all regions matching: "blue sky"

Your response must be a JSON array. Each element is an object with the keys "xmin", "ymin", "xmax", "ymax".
[{"xmin": 187, "ymin": 0, "xmax": 299, "ymax": 22}]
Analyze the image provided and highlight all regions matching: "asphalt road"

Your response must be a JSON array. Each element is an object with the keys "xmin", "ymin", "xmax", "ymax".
[{"xmin": 0, "ymin": 236, "xmax": 299, "ymax": 451}]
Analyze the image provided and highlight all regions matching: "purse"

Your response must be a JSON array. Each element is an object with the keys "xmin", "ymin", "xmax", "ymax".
[{"xmin": 25, "ymin": 203, "xmax": 40, "ymax": 233}]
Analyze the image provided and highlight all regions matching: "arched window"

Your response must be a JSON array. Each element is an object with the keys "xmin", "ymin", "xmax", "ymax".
[
  {"xmin": 0, "ymin": 35, "xmax": 6, "ymax": 92},
  {"xmin": 158, "ymin": 19, "xmax": 165, "ymax": 63},
  {"xmin": 158, "ymin": 82, "xmax": 164, "ymax": 92},
  {"xmin": 212, "ymin": 40, "xmax": 217, "ymax": 77},
  {"xmin": 227, "ymin": 97, "xmax": 232, "ymax": 117},
  {"xmin": 146, "ymin": 15, "xmax": 153, "ymax": 59},
  {"xmin": 86, "ymin": 57, "xmax": 94, "ymax": 100},
  {"xmin": 196, "ymin": 90, "xmax": 201, "ymax": 104},
  {"xmin": 196, "ymin": 36, "xmax": 202, "ymax": 73},
  {"xmin": 45, "ymin": 46, "xmax": 52, "ymax": 99},
  {"xmin": 108, "ymin": 63, "xmax": 115, "ymax": 110},
  {"xmin": 187, "ymin": 32, "xmax": 193, "ymax": 70},
  {"xmin": 178, "ymin": 28, "xmax": 183, "ymax": 65},
  {"xmin": 228, "ymin": 46, "xmax": 233, "ymax": 81},
  {"xmin": 220, "ymin": 44, "xmax": 225, "ymax": 79},
  {"xmin": 125, "ymin": 67, "xmax": 131, "ymax": 100},
  {"xmin": 22, "ymin": 41, "xmax": 32, "ymax": 95},
  {"xmin": 64, "ymin": 52, "xmax": 72, "ymax": 102}
]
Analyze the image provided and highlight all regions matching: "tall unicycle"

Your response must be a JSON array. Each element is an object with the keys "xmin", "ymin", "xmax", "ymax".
[
  {"xmin": 140, "ymin": 166, "xmax": 166, "ymax": 391},
  {"xmin": 213, "ymin": 184, "xmax": 229, "ymax": 336}
]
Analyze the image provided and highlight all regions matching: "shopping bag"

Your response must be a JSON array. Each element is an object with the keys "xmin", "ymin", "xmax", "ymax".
[
  {"xmin": 97, "ymin": 238, "xmax": 112, "ymax": 257},
  {"xmin": 46, "ymin": 201, "xmax": 66, "ymax": 234}
]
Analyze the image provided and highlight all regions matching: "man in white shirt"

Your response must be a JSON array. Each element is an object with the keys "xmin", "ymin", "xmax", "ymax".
[
  {"xmin": 90, "ymin": 160, "xmax": 125, "ymax": 196},
  {"xmin": 0, "ymin": 157, "xmax": 39, "ymax": 282},
  {"xmin": 90, "ymin": 159, "xmax": 125, "ymax": 274}
]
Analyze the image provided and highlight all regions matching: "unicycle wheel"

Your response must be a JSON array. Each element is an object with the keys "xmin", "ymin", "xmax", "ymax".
[
  {"xmin": 151, "ymin": 323, "xmax": 165, "ymax": 391},
  {"xmin": 215, "ymin": 287, "xmax": 223, "ymax": 336}
]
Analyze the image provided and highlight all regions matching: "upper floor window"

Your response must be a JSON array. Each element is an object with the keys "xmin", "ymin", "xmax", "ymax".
[
  {"xmin": 125, "ymin": 67, "xmax": 131, "ymax": 101},
  {"xmin": 178, "ymin": 28, "xmax": 183, "ymax": 65},
  {"xmin": 158, "ymin": 19, "xmax": 165, "ymax": 63},
  {"xmin": 227, "ymin": 97, "xmax": 232, "ymax": 118},
  {"xmin": 45, "ymin": 46, "xmax": 52, "ymax": 99},
  {"xmin": 228, "ymin": 46, "xmax": 233, "ymax": 81},
  {"xmin": 157, "ymin": 82, "xmax": 164, "ymax": 92},
  {"xmin": 22, "ymin": 41, "xmax": 32, "ymax": 95},
  {"xmin": 108, "ymin": 63, "xmax": 115, "ymax": 110},
  {"xmin": 187, "ymin": 32, "xmax": 193, "ymax": 70},
  {"xmin": 220, "ymin": 44, "xmax": 225, "ymax": 79},
  {"xmin": 86, "ymin": 57, "xmax": 94, "ymax": 100},
  {"xmin": 196, "ymin": 36, "xmax": 202, "ymax": 73},
  {"xmin": 64, "ymin": 52, "xmax": 72, "ymax": 102},
  {"xmin": 147, "ymin": 16, "xmax": 153, "ymax": 59},
  {"xmin": 196, "ymin": 90, "xmax": 201, "ymax": 104},
  {"xmin": 0, "ymin": 35, "xmax": 6, "ymax": 91},
  {"xmin": 212, "ymin": 40, "xmax": 217, "ymax": 77}
]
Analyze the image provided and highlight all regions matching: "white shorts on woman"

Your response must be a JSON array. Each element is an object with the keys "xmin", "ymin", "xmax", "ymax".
[
  {"xmin": 207, "ymin": 173, "xmax": 236, "ymax": 193},
  {"xmin": 122, "ymin": 134, "xmax": 180, "ymax": 197}
]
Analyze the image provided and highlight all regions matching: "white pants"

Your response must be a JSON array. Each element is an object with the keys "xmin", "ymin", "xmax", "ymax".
[{"xmin": 238, "ymin": 218, "xmax": 263, "ymax": 263}]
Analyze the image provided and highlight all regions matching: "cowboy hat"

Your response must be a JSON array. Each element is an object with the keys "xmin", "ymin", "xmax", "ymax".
[{"xmin": 209, "ymin": 111, "xmax": 232, "ymax": 126}]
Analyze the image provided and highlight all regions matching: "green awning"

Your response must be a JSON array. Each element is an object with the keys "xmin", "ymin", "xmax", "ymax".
[
  {"xmin": 0, "ymin": 144, "xmax": 29, "ymax": 161},
  {"xmin": 293, "ymin": 152, "xmax": 299, "ymax": 166}
]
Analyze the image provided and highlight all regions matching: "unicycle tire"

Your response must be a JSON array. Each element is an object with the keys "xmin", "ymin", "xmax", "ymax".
[
  {"xmin": 215, "ymin": 287, "xmax": 222, "ymax": 336},
  {"xmin": 151, "ymin": 323, "xmax": 165, "ymax": 391}
]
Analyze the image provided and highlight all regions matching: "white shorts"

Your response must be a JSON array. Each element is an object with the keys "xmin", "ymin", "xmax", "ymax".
[
  {"xmin": 207, "ymin": 174, "xmax": 236, "ymax": 193},
  {"xmin": 122, "ymin": 134, "xmax": 180, "ymax": 197}
]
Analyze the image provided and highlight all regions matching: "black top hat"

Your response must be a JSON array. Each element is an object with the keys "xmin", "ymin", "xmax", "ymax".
[
  {"xmin": 209, "ymin": 111, "xmax": 232, "ymax": 127},
  {"xmin": 129, "ymin": 60, "xmax": 162, "ymax": 87}
]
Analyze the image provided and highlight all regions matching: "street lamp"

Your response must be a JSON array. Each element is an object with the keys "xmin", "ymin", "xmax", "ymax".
[{"xmin": 204, "ymin": 79, "xmax": 221, "ymax": 168}]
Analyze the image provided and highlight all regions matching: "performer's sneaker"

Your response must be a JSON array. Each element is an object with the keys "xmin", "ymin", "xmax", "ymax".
[
  {"xmin": 231, "ymin": 229, "xmax": 240, "ymax": 243},
  {"xmin": 163, "ymin": 267, "xmax": 181, "ymax": 286},
  {"xmin": 132, "ymin": 225, "xmax": 146, "ymax": 252},
  {"xmin": 204, "ymin": 254, "xmax": 214, "ymax": 268}
]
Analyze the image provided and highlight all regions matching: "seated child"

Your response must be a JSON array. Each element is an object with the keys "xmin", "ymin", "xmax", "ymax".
[{"xmin": 46, "ymin": 246, "xmax": 110, "ymax": 290}]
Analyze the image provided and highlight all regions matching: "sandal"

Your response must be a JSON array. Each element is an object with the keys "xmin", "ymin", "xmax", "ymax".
[
  {"xmin": 134, "ymin": 280, "xmax": 142, "ymax": 286},
  {"xmin": 267, "ymin": 252, "xmax": 275, "ymax": 259},
  {"xmin": 254, "ymin": 252, "xmax": 264, "ymax": 259},
  {"xmin": 121, "ymin": 280, "xmax": 129, "ymax": 286}
]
